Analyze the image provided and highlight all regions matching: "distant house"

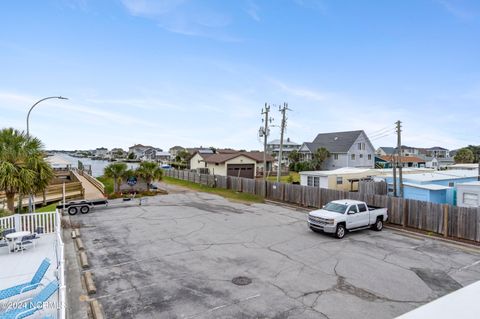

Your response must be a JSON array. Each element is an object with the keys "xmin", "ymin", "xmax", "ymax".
[
  {"xmin": 128, "ymin": 144, "xmax": 153, "ymax": 159},
  {"xmin": 457, "ymin": 181, "xmax": 480, "ymax": 207},
  {"xmin": 424, "ymin": 156, "xmax": 455, "ymax": 169},
  {"xmin": 376, "ymin": 147, "xmax": 396, "ymax": 156},
  {"xmin": 109, "ymin": 148, "xmax": 127, "ymax": 159},
  {"xmin": 169, "ymin": 146, "xmax": 186, "ymax": 158},
  {"xmin": 142, "ymin": 148, "xmax": 167, "ymax": 161},
  {"xmin": 425, "ymin": 146, "xmax": 450, "ymax": 159},
  {"xmin": 299, "ymin": 167, "xmax": 376, "ymax": 191},
  {"xmin": 379, "ymin": 155, "xmax": 426, "ymax": 168},
  {"xmin": 190, "ymin": 151, "xmax": 273, "ymax": 179},
  {"xmin": 267, "ymin": 138, "xmax": 301, "ymax": 166},
  {"xmin": 299, "ymin": 130, "xmax": 375, "ymax": 170},
  {"xmin": 95, "ymin": 147, "xmax": 108, "ymax": 157}
]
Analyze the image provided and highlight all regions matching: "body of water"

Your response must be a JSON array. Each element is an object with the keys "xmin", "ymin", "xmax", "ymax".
[{"xmin": 55, "ymin": 153, "xmax": 139, "ymax": 177}]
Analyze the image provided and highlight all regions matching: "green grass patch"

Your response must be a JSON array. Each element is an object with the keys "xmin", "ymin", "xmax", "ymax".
[
  {"xmin": 163, "ymin": 176, "xmax": 264, "ymax": 204},
  {"xmin": 267, "ymin": 172, "xmax": 300, "ymax": 183},
  {"xmin": 36, "ymin": 202, "xmax": 59, "ymax": 212},
  {"xmin": 97, "ymin": 176, "xmax": 114, "ymax": 195}
]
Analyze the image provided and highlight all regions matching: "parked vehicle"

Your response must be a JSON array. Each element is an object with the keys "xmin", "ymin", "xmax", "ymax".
[
  {"xmin": 57, "ymin": 199, "xmax": 108, "ymax": 215},
  {"xmin": 307, "ymin": 200, "xmax": 388, "ymax": 239}
]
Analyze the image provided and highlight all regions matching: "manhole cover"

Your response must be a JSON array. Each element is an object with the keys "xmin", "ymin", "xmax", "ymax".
[{"xmin": 232, "ymin": 276, "xmax": 252, "ymax": 286}]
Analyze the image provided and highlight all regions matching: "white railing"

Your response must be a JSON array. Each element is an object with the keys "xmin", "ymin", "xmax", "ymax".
[
  {"xmin": 1, "ymin": 211, "xmax": 65, "ymax": 318},
  {"xmin": 0, "ymin": 211, "xmax": 57, "ymax": 233},
  {"xmin": 55, "ymin": 209, "xmax": 66, "ymax": 319},
  {"xmin": 0, "ymin": 214, "xmax": 15, "ymax": 231}
]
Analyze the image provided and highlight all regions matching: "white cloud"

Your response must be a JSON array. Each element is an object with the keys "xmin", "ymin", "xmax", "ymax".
[
  {"xmin": 436, "ymin": 0, "xmax": 479, "ymax": 20},
  {"xmin": 245, "ymin": 0, "xmax": 260, "ymax": 22},
  {"xmin": 120, "ymin": 0, "xmax": 241, "ymax": 41}
]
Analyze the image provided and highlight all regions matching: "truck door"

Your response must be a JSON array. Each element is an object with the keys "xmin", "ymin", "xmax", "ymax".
[
  {"xmin": 356, "ymin": 203, "xmax": 370, "ymax": 227},
  {"xmin": 346, "ymin": 205, "xmax": 359, "ymax": 229}
]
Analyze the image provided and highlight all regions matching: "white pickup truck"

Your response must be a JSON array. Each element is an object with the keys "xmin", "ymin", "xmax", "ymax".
[{"xmin": 307, "ymin": 200, "xmax": 388, "ymax": 239}]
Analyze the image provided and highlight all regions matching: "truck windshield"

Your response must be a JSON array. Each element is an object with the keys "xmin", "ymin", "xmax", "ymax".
[{"xmin": 323, "ymin": 203, "xmax": 348, "ymax": 214}]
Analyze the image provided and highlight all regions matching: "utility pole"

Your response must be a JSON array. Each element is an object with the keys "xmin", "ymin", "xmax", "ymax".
[
  {"xmin": 392, "ymin": 156, "xmax": 397, "ymax": 197},
  {"xmin": 396, "ymin": 121, "xmax": 404, "ymax": 198},
  {"xmin": 277, "ymin": 103, "xmax": 290, "ymax": 183},
  {"xmin": 261, "ymin": 103, "xmax": 271, "ymax": 184}
]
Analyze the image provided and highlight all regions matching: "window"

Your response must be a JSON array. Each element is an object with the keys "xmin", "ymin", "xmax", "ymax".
[
  {"xmin": 358, "ymin": 143, "xmax": 362, "ymax": 150},
  {"xmin": 336, "ymin": 177, "xmax": 343, "ymax": 185},
  {"xmin": 313, "ymin": 177, "xmax": 320, "ymax": 187},
  {"xmin": 351, "ymin": 154, "xmax": 355, "ymax": 160},
  {"xmin": 368, "ymin": 154, "xmax": 372, "ymax": 160},
  {"xmin": 348, "ymin": 205, "xmax": 358, "ymax": 214},
  {"xmin": 359, "ymin": 154, "xmax": 363, "ymax": 159},
  {"xmin": 358, "ymin": 204, "xmax": 367, "ymax": 212},
  {"xmin": 307, "ymin": 176, "xmax": 313, "ymax": 186},
  {"xmin": 334, "ymin": 154, "xmax": 339, "ymax": 160},
  {"xmin": 449, "ymin": 182, "xmax": 454, "ymax": 187}
]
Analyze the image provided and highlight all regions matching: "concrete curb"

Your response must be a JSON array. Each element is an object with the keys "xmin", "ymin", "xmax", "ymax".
[
  {"xmin": 76, "ymin": 237, "xmax": 85, "ymax": 251},
  {"xmin": 90, "ymin": 299, "xmax": 104, "ymax": 319},
  {"xmin": 79, "ymin": 251, "xmax": 90, "ymax": 269},
  {"xmin": 83, "ymin": 271, "xmax": 97, "ymax": 295}
]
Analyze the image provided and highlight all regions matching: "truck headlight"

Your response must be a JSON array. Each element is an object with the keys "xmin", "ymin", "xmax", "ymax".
[{"xmin": 326, "ymin": 219, "xmax": 334, "ymax": 224}]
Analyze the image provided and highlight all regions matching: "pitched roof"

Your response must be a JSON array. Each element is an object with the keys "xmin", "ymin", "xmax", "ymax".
[
  {"xmin": 268, "ymin": 138, "xmax": 300, "ymax": 146},
  {"xmin": 380, "ymin": 155, "xmax": 426, "ymax": 163},
  {"xmin": 203, "ymin": 152, "xmax": 274, "ymax": 164},
  {"xmin": 426, "ymin": 146, "xmax": 449, "ymax": 151},
  {"xmin": 378, "ymin": 147, "xmax": 396, "ymax": 155},
  {"xmin": 308, "ymin": 130, "xmax": 365, "ymax": 153}
]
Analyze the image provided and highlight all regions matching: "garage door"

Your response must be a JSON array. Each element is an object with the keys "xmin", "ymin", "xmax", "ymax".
[{"xmin": 227, "ymin": 164, "xmax": 255, "ymax": 179}]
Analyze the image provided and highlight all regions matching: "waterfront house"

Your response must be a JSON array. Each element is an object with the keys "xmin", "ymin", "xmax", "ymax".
[{"xmin": 299, "ymin": 130, "xmax": 375, "ymax": 170}]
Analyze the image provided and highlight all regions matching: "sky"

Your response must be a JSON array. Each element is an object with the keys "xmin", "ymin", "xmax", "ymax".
[{"xmin": 1, "ymin": 0, "xmax": 479, "ymax": 152}]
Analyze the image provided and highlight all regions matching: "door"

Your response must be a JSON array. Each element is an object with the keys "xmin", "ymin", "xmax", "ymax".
[
  {"xmin": 226, "ymin": 164, "xmax": 255, "ymax": 179},
  {"xmin": 356, "ymin": 203, "xmax": 370, "ymax": 227},
  {"xmin": 345, "ymin": 205, "xmax": 359, "ymax": 229}
]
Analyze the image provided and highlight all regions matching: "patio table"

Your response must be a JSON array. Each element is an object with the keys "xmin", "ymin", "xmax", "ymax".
[{"xmin": 5, "ymin": 231, "xmax": 31, "ymax": 252}]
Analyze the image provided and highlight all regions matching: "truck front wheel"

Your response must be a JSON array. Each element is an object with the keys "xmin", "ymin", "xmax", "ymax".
[
  {"xmin": 374, "ymin": 218, "xmax": 383, "ymax": 231},
  {"xmin": 335, "ymin": 224, "xmax": 346, "ymax": 239}
]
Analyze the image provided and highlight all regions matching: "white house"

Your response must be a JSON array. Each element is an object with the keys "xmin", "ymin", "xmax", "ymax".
[
  {"xmin": 299, "ymin": 167, "xmax": 376, "ymax": 191},
  {"xmin": 267, "ymin": 137, "xmax": 301, "ymax": 166},
  {"xmin": 95, "ymin": 147, "xmax": 108, "ymax": 157},
  {"xmin": 456, "ymin": 181, "xmax": 480, "ymax": 207},
  {"xmin": 299, "ymin": 130, "xmax": 375, "ymax": 170}
]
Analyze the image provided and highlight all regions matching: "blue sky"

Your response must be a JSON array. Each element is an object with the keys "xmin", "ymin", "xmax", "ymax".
[{"xmin": 1, "ymin": 0, "xmax": 479, "ymax": 151}]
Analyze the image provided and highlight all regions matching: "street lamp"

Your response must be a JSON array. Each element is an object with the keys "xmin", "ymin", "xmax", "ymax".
[
  {"xmin": 26, "ymin": 96, "xmax": 68, "ymax": 212},
  {"xmin": 27, "ymin": 96, "xmax": 68, "ymax": 136}
]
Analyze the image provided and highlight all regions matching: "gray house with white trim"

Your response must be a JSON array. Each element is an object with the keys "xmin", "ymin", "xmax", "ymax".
[{"xmin": 299, "ymin": 130, "xmax": 375, "ymax": 170}]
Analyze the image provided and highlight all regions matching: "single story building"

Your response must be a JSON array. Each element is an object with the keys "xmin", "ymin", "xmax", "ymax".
[
  {"xmin": 447, "ymin": 163, "xmax": 479, "ymax": 171},
  {"xmin": 299, "ymin": 167, "xmax": 376, "ymax": 191},
  {"xmin": 384, "ymin": 170, "xmax": 478, "ymax": 205},
  {"xmin": 190, "ymin": 151, "xmax": 273, "ymax": 179},
  {"xmin": 456, "ymin": 181, "xmax": 480, "ymax": 208}
]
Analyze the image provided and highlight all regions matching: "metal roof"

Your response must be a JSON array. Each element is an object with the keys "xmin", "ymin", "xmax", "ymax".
[{"xmin": 402, "ymin": 182, "xmax": 451, "ymax": 191}]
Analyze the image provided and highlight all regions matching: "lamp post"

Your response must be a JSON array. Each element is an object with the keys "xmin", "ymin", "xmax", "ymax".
[{"xmin": 26, "ymin": 96, "xmax": 68, "ymax": 212}]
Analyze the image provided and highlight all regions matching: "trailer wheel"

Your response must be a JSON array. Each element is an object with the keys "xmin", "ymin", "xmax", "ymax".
[
  {"xmin": 80, "ymin": 206, "xmax": 90, "ymax": 214},
  {"xmin": 68, "ymin": 206, "xmax": 78, "ymax": 215}
]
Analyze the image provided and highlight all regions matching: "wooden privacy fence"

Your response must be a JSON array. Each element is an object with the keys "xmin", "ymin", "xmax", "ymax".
[{"xmin": 164, "ymin": 169, "xmax": 480, "ymax": 242}]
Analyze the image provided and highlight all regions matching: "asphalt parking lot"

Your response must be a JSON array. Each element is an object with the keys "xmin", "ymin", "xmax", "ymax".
[{"xmin": 71, "ymin": 186, "xmax": 480, "ymax": 319}]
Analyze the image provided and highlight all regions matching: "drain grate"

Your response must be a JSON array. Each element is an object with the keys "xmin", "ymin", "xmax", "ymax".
[{"xmin": 232, "ymin": 276, "xmax": 252, "ymax": 286}]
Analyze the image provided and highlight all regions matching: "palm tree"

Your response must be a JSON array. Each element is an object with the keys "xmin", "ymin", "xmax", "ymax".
[
  {"xmin": 104, "ymin": 162, "xmax": 128, "ymax": 193},
  {"xmin": 312, "ymin": 147, "xmax": 330, "ymax": 170},
  {"xmin": 136, "ymin": 161, "xmax": 163, "ymax": 187},
  {"xmin": 0, "ymin": 128, "xmax": 53, "ymax": 212}
]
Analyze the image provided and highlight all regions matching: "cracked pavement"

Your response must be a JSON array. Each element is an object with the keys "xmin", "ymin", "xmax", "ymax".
[{"xmin": 70, "ymin": 187, "xmax": 480, "ymax": 319}]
